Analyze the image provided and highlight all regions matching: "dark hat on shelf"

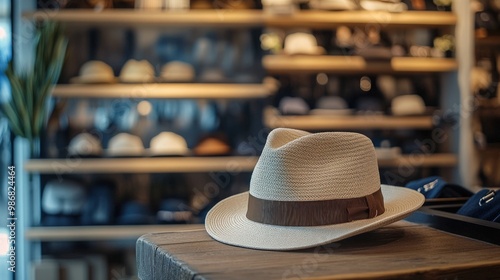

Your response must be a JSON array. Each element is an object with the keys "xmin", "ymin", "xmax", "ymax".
[
  {"xmin": 116, "ymin": 201, "xmax": 154, "ymax": 225},
  {"xmin": 205, "ymin": 128, "xmax": 425, "ymax": 250},
  {"xmin": 81, "ymin": 181, "xmax": 116, "ymax": 225},
  {"xmin": 156, "ymin": 198, "xmax": 193, "ymax": 224}
]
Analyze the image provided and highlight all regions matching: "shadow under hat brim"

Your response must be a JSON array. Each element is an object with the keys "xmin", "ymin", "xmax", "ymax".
[{"xmin": 205, "ymin": 185, "xmax": 424, "ymax": 251}]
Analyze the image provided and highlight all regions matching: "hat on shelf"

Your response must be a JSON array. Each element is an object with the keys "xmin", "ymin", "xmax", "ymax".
[
  {"xmin": 308, "ymin": 0, "xmax": 358, "ymax": 10},
  {"xmin": 205, "ymin": 128, "xmax": 425, "ymax": 250},
  {"xmin": 391, "ymin": 94, "xmax": 426, "ymax": 116},
  {"xmin": 359, "ymin": 0, "xmax": 407, "ymax": 12},
  {"xmin": 283, "ymin": 32, "xmax": 325, "ymax": 55},
  {"xmin": 310, "ymin": 96, "xmax": 352, "ymax": 116},
  {"xmin": 199, "ymin": 68, "xmax": 227, "ymax": 83},
  {"xmin": 278, "ymin": 96, "xmax": 310, "ymax": 115},
  {"xmin": 156, "ymin": 198, "xmax": 193, "ymax": 224},
  {"xmin": 159, "ymin": 61, "xmax": 195, "ymax": 82},
  {"xmin": 81, "ymin": 181, "xmax": 116, "ymax": 225},
  {"xmin": 374, "ymin": 139, "xmax": 401, "ymax": 160},
  {"xmin": 149, "ymin": 132, "xmax": 189, "ymax": 156},
  {"xmin": 261, "ymin": 0, "xmax": 297, "ymax": 15},
  {"xmin": 68, "ymin": 133, "xmax": 103, "ymax": 157},
  {"xmin": 42, "ymin": 180, "xmax": 86, "ymax": 216},
  {"xmin": 119, "ymin": 59, "xmax": 156, "ymax": 83},
  {"xmin": 193, "ymin": 136, "xmax": 231, "ymax": 156},
  {"xmin": 70, "ymin": 60, "xmax": 117, "ymax": 84},
  {"xmin": 116, "ymin": 201, "xmax": 154, "ymax": 225},
  {"xmin": 106, "ymin": 133, "xmax": 145, "ymax": 157}
]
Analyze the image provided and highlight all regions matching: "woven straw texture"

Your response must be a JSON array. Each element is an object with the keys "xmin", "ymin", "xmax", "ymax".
[{"xmin": 250, "ymin": 128, "xmax": 380, "ymax": 201}]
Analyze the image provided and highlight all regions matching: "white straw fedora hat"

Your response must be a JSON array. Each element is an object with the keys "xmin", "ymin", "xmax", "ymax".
[{"xmin": 205, "ymin": 128, "xmax": 424, "ymax": 250}]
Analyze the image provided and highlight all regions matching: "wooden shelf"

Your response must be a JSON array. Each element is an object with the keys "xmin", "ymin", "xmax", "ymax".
[
  {"xmin": 24, "ymin": 156, "xmax": 258, "ymax": 174},
  {"xmin": 25, "ymin": 10, "xmax": 456, "ymax": 29},
  {"xmin": 265, "ymin": 111, "xmax": 434, "ymax": 130},
  {"xmin": 263, "ymin": 55, "xmax": 458, "ymax": 74},
  {"xmin": 265, "ymin": 10, "xmax": 456, "ymax": 29},
  {"xmin": 26, "ymin": 224, "xmax": 202, "ymax": 241},
  {"xmin": 378, "ymin": 154, "xmax": 457, "ymax": 168},
  {"xmin": 52, "ymin": 83, "xmax": 274, "ymax": 99},
  {"xmin": 24, "ymin": 9, "xmax": 264, "ymax": 28}
]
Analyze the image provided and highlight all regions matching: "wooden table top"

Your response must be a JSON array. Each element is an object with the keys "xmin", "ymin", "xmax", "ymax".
[{"xmin": 136, "ymin": 221, "xmax": 500, "ymax": 280}]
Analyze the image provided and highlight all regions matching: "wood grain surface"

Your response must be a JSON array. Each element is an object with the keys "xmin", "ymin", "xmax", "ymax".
[{"xmin": 136, "ymin": 221, "xmax": 500, "ymax": 280}]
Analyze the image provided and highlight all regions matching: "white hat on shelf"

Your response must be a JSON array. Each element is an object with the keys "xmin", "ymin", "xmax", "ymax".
[
  {"xmin": 106, "ymin": 133, "xmax": 145, "ymax": 157},
  {"xmin": 159, "ymin": 61, "xmax": 195, "ymax": 82},
  {"xmin": 119, "ymin": 59, "xmax": 156, "ymax": 83},
  {"xmin": 283, "ymin": 32, "xmax": 325, "ymax": 55},
  {"xmin": 70, "ymin": 60, "xmax": 118, "ymax": 84},
  {"xmin": 308, "ymin": 0, "xmax": 358, "ymax": 10},
  {"xmin": 391, "ymin": 94, "xmax": 426, "ymax": 116},
  {"xmin": 68, "ymin": 133, "xmax": 103, "ymax": 157},
  {"xmin": 149, "ymin": 132, "xmax": 189, "ymax": 156}
]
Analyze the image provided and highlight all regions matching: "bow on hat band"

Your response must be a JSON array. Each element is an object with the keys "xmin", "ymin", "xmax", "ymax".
[{"xmin": 246, "ymin": 188, "xmax": 385, "ymax": 226}]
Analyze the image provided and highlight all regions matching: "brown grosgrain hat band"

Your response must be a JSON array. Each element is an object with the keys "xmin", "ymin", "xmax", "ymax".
[{"xmin": 247, "ymin": 188, "xmax": 385, "ymax": 226}]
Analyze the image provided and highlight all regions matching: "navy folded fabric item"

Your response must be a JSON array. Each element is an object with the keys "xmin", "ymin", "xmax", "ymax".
[
  {"xmin": 81, "ymin": 182, "xmax": 115, "ymax": 225},
  {"xmin": 116, "ymin": 201, "xmax": 154, "ymax": 225},
  {"xmin": 457, "ymin": 190, "xmax": 500, "ymax": 223},
  {"xmin": 405, "ymin": 176, "xmax": 473, "ymax": 199}
]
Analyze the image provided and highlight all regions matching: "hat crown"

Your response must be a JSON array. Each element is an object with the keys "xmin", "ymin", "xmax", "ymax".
[{"xmin": 250, "ymin": 128, "xmax": 380, "ymax": 201}]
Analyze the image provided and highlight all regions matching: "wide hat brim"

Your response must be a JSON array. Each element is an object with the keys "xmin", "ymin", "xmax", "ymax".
[{"xmin": 205, "ymin": 184, "xmax": 424, "ymax": 251}]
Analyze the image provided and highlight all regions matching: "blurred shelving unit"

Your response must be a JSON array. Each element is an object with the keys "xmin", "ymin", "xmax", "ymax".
[
  {"xmin": 263, "ymin": 56, "xmax": 458, "ymax": 74},
  {"xmin": 24, "ymin": 156, "xmax": 259, "ymax": 174},
  {"xmin": 52, "ymin": 83, "xmax": 274, "ymax": 99},
  {"xmin": 25, "ymin": 224, "xmax": 201, "ymax": 241}
]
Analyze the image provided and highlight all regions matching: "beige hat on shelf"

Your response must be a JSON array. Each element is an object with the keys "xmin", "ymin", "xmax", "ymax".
[
  {"xmin": 261, "ymin": 0, "xmax": 297, "ymax": 15},
  {"xmin": 149, "ymin": 132, "xmax": 189, "ymax": 156},
  {"xmin": 283, "ymin": 32, "xmax": 325, "ymax": 55},
  {"xmin": 205, "ymin": 128, "xmax": 424, "ymax": 250},
  {"xmin": 119, "ymin": 59, "xmax": 156, "ymax": 83},
  {"xmin": 391, "ymin": 94, "xmax": 426, "ymax": 116},
  {"xmin": 106, "ymin": 133, "xmax": 145, "ymax": 157},
  {"xmin": 159, "ymin": 61, "xmax": 195, "ymax": 82},
  {"xmin": 68, "ymin": 133, "xmax": 103, "ymax": 157},
  {"xmin": 70, "ymin": 60, "xmax": 117, "ymax": 84},
  {"xmin": 308, "ymin": 0, "xmax": 358, "ymax": 10}
]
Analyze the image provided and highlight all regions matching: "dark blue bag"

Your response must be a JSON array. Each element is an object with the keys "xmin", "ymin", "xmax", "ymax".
[
  {"xmin": 457, "ymin": 189, "xmax": 500, "ymax": 223},
  {"xmin": 405, "ymin": 176, "xmax": 473, "ymax": 199}
]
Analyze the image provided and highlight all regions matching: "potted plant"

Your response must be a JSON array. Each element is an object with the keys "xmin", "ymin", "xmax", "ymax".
[{"xmin": 1, "ymin": 21, "xmax": 67, "ymax": 157}]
